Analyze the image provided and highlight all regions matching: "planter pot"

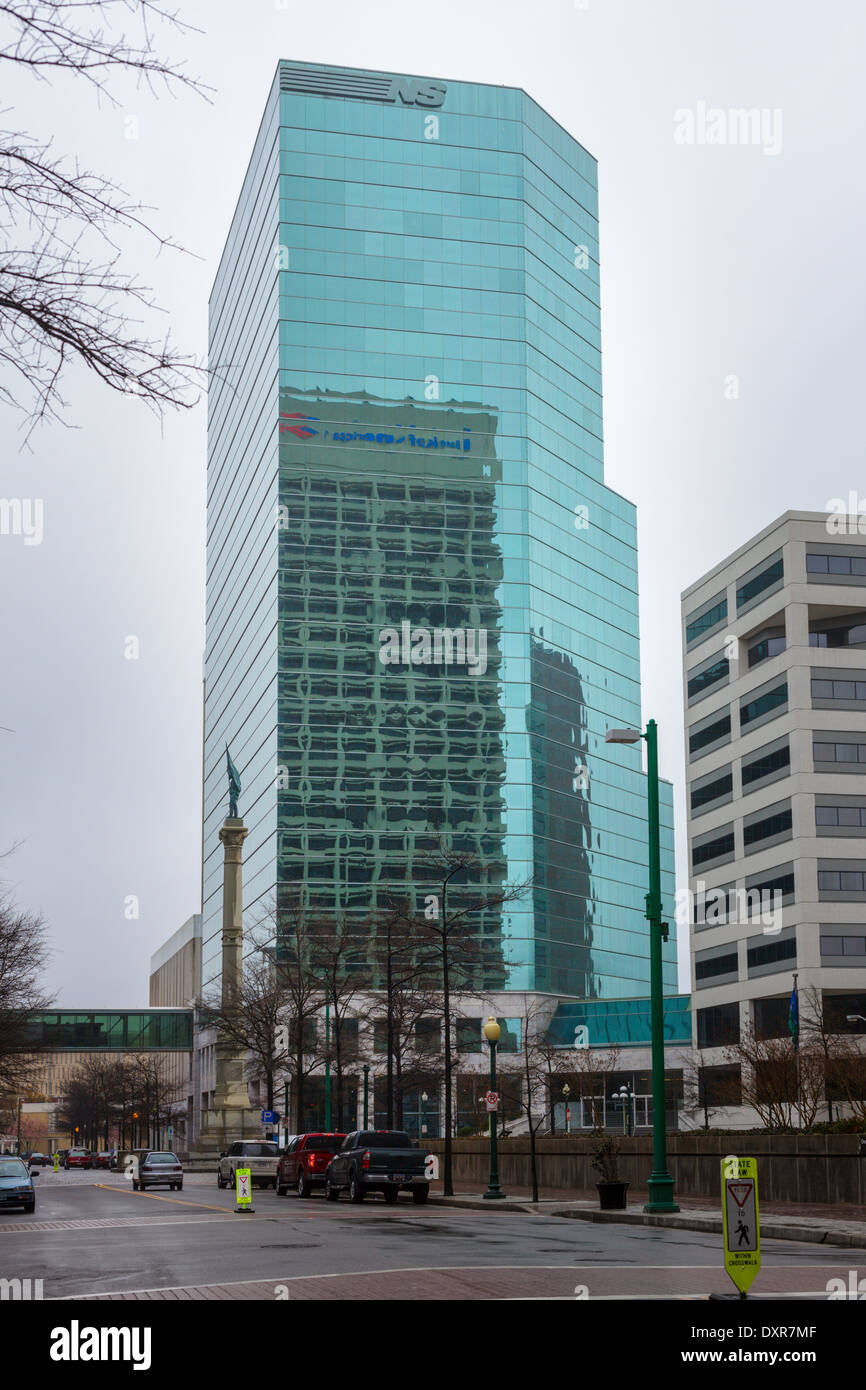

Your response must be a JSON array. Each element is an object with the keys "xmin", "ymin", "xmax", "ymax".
[{"xmin": 596, "ymin": 1180, "xmax": 629, "ymax": 1210}]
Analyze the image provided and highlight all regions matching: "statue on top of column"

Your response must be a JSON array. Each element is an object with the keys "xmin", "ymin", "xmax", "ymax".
[{"xmin": 225, "ymin": 746, "xmax": 242, "ymax": 819}]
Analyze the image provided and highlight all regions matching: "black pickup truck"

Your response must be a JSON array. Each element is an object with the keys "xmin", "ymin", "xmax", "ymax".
[{"xmin": 324, "ymin": 1130, "xmax": 430, "ymax": 1204}]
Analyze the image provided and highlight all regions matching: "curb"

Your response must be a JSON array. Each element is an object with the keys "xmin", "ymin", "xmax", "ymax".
[{"xmin": 427, "ymin": 1196, "xmax": 866, "ymax": 1250}]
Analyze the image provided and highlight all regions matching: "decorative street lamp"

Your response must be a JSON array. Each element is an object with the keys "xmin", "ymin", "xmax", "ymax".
[
  {"xmin": 612, "ymin": 1083, "xmax": 634, "ymax": 1137},
  {"xmin": 362, "ymin": 1064, "xmax": 370, "ymax": 1128},
  {"xmin": 562, "ymin": 1082, "xmax": 571, "ymax": 1135},
  {"xmin": 605, "ymin": 720, "xmax": 679, "ymax": 1212},
  {"xmin": 482, "ymin": 1017, "xmax": 505, "ymax": 1200}
]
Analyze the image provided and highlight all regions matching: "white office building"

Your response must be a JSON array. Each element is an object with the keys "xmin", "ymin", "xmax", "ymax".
[{"xmin": 682, "ymin": 511, "xmax": 866, "ymax": 1126}]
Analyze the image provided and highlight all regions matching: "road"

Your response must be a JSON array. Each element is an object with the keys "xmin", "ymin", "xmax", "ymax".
[{"xmin": 1, "ymin": 1169, "xmax": 862, "ymax": 1300}]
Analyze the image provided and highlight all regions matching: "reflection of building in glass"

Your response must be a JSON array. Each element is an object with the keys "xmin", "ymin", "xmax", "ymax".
[
  {"xmin": 528, "ymin": 640, "xmax": 593, "ymax": 995},
  {"xmin": 202, "ymin": 61, "xmax": 676, "ymax": 1006},
  {"xmin": 277, "ymin": 389, "xmax": 507, "ymax": 987}
]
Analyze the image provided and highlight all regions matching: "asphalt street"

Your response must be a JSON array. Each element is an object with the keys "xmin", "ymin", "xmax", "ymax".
[{"xmin": 2, "ymin": 1169, "xmax": 863, "ymax": 1300}]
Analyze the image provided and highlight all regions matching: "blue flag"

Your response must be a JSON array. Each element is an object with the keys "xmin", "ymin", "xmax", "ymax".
[{"xmin": 788, "ymin": 985, "xmax": 799, "ymax": 1052}]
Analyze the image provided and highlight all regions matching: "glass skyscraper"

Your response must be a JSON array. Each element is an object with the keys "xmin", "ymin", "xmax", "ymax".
[{"xmin": 203, "ymin": 61, "xmax": 676, "ymax": 1005}]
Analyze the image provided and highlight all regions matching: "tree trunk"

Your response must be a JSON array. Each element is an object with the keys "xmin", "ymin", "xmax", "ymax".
[
  {"xmin": 294, "ymin": 1045, "xmax": 305, "ymax": 1130},
  {"xmin": 529, "ymin": 1118, "xmax": 539, "ymax": 1202}
]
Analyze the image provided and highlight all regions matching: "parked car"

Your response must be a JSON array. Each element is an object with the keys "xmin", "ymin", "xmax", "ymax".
[
  {"xmin": 64, "ymin": 1148, "xmax": 93, "ymax": 1170},
  {"xmin": 132, "ymin": 1151, "xmax": 183, "ymax": 1191},
  {"xmin": 0, "ymin": 1156, "xmax": 36, "ymax": 1212},
  {"xmin": 108, "ymin": 1149, "xmax": 119, "ymax": 1170},
  {"xmin": 217, "ymin": 1140, "xmax": 280, "ymax": 1190},
  {"xmin": 325, "ymin": 1130, "xmax": 430, "ymax": 1204},
  {"xmin": 27, "ymin": 1152, "xmax": 50, "ymax": 1167},
  {"xmin": 94, "ymin": 1152, "xmax": 112, "ymax": 1169},
  {"xmin": 275, "ymin": 1133, "xmax": 346, "ymax": 1198}
]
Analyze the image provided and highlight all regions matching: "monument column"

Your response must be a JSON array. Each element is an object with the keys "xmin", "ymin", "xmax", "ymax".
[
  {"xmin": 192, "ymin": 747, "xmax": 262, "ymax": 1155},
  {"xmin": 212, "ymin": 817, "xmax": 251, "ymax": 1113}
]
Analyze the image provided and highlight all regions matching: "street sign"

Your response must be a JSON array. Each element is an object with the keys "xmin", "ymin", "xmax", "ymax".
[
  {"xmin": 721, "ymin": 1157, "xmax": 760, "ymax": 1295},
  {"xmin": 485, "ymin": 1091, "xmax": 499, "ymax": 1112},
  {"xmin": 167, "ymin": 1126, "xmax": 173, "ymax": 1137},
  {"xmin": 261, "ymin": 1109, "xmax": 277, "ymax": 1124},
  {"xmin": 235, "ymin": 1167, "xmax": 253, "ymax": 1212}
]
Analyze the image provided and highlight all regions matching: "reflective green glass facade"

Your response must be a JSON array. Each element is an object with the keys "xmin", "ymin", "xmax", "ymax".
[
  {"xmin": 23, "ymin": 1011, "xmax": 193, "ymax": 1051},
  {"xmin": 204, "ymin": 62, "xmax": 676, "ymax": 1001}
]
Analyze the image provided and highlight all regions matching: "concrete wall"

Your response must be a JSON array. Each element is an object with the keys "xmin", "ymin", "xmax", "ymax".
[{"xmin": 426, "ymin": 1134, "xmax": 866, "ymax": 1206}]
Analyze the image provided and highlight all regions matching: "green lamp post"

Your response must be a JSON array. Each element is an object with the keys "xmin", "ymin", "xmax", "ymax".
[
  {"xmin": 605, "ymin": 719, "xmax": 679, "ymax": 1212},
  {"xmin": 482, "ymin": 1017, "xmax": 505, "ymax": 1200},
  {"xmin": 362, "ymin": 1064, "xmax": 370, "ymax": 1128}
]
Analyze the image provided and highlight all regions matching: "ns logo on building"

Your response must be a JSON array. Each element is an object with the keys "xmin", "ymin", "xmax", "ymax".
[{"xmin": 280, "ymin": 65, "xmax": 446, "ymax": 109}]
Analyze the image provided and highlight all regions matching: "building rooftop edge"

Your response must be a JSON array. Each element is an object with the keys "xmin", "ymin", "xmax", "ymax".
[{"xmin": 680, "ymin": 510, "xmax": 842, "ymax": 604}]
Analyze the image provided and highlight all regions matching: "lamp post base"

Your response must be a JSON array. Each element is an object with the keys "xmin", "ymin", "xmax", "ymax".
[
  {"xmin": 483, "ymin": 1187, "xmax": 506, "ymax": 1200},
  {"xmin": 644, "ymin": 1171, "xmax": 680, "ymax": 1213}
]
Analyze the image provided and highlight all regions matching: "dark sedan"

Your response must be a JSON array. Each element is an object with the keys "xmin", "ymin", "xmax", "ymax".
[{"xmin": 0, "ymin": 1156, "xmax": 36, "ymax": 1212}]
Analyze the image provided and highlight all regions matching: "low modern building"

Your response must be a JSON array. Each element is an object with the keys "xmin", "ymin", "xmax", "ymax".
[{"xmin": 682, "ymin": 510, "xmax": 866, "ymax": 1125}]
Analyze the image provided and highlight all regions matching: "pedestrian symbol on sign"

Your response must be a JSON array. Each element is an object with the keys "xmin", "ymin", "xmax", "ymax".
[{"xmin": 235, "ymin": 1167, "xmax": 254, "ymax": 1213}]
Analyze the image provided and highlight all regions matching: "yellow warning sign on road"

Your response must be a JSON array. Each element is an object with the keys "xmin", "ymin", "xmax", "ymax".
[
  {"xmin": 235, "ymin": 1167, "xmax": 253, "ymax": 1211},
  {"xmin": 721, "ymin": 1156, "xmax": 760, "ymax": 1295}
]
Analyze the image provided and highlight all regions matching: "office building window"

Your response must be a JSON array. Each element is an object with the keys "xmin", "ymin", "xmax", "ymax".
[
  {"xmin": 696, "ymin": 1003, "xmax": 740, "ymax": 1048},
  {"xmin": 753, "ymin": 996, "xmax": 791, "ymax": 1040},
  {"xmin": 747, "ymin": 632, "xmax": 786, "ymax": 668},
  {"xmin": 686, "ymin": 597, "xmax": 728, "ymax": 645},
  {"xmin": 806, "ymin": 552, "xmax": 866, "ymax": 576},
  {"xmin": 698, "ymin": 1064, "xmax": 742, "ymax": 1107},
  {"xmin": 736, "ymin": 557, "xmax": 783, "ymax": 610},
  {"xmin": 820, "ymin": 934, "xmax": 866, "ymax": 956},
  {"xmin": 740, "ymin": 682, "xmax": 788, "ymax": 729},
  {"xmin": 743, "ymin": 807, "xmax": 792, "ymax": 847},
  {"xmin": 813, "ymin": 739, "xmax": 866, "ymax": 763},
  {"xmin": 692, "ymin": 830, "xmax": 735, "ymax": 868},
  {"xmin": 688, "ymin": 656, "xmax": 729, "ymax": 701},
  {"xmin": 816, "ymin": 806, "xmax": 866, "ymax": 828},
  {"xmin": 742, "ymin": 742, "xmax": 790, "ymax": 788},
  {"xmin": 818, "ymin": 870, "xmax": 866, "ymax": 892},
  {"xmin": 811, "ymin": 678, "xmax": 866, "ymax": 701},
  {"xmin": 689, "ymin": 711, "xmax": 731, "ymax": 755},
  {"xmin": 747, "ymin": 936, "xmax": 796, "ymax": 970},
  {"xmin": 690, "ymin": 771, "xmax": 733, "ymax": 812},
  {"xmin": 695, "ymin": 951, "xmax": 738, "ymax": 982}
]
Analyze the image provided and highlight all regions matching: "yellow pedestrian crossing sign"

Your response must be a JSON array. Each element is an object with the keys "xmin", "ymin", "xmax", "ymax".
[
  {"xmin": 235, "ymin": 1167, "xmax": 254, "ymax": 1212},
  {"xmin": 721, "ymin": 1157, "xmax": 760, "ymax": 1295}
]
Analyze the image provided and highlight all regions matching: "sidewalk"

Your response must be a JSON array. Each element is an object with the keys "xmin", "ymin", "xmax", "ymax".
[{"xmin": 427, "ymin": 1181, "xmax": 866, "ymax": 1250}]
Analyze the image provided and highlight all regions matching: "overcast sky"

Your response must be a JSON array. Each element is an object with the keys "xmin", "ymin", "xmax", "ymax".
[{"xmin": 1, "ymin": 0, "xmax": 863, "ymax": 1004}]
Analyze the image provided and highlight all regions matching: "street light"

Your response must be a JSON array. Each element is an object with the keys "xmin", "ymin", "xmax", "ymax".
[
  {"xmin": 562, "ymin": 1082, "xmax": 571, "ymax": 1135},
  {"xmin": 846, "ymin": 1015, "xmax": 866, "ymax": 1024},
  {"xmin": 362, "ymin": 1064, "xmax": 370, "ymax": 1128},
  {"xmin": 605, "ymin": 720, "xmax": 679, "ymax": 1212},
  {"xmin": 612, "ymin": 1084, "xmax": 634, "ymax": 1137},
  {"xmin": 482, "ymin": 1017, "xmax": 505, "ymax": 1200}
]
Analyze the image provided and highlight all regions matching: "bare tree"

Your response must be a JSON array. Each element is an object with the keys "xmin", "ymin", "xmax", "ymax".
[
  {"xmin": 0, "ymin": 1, "xmax": 209, "ymax": 432},
  {"xmin": 306, "ymin": 917, "xmax": 371, "ymax": 1131},
  {"xmin": 724, "ymin": 1022, "xmax": 822, "ymax": 1130},
  {"xmin": 389, "ymin": 838, "xmax": 530, "ymax": 1195},
  {"xmin": 496, "ymin": 999, "xmax": 568, "ymax": 1201},
  {"xmin": 0, "ymin": 885, "xmax": 54, "ymax": 1098}
]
